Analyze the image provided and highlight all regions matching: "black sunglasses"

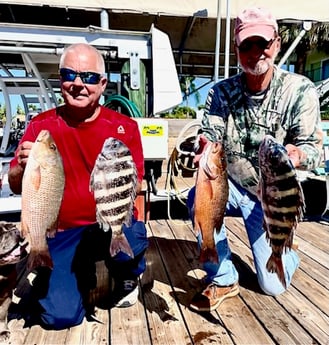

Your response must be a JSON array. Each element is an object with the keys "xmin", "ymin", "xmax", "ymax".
[
  {"xmin": 59, "ymin": 68, "xmax": 102, "ymax": 84},
  {"xmin": 238, "ymin": 38, "xmax": 275, "ymax": 53}
]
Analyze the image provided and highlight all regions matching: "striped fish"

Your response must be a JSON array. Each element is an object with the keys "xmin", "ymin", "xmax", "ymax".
[
  {"xmin": 90, "ymin": 137, "xmax": 136, "ymax": 258},
  {"xmin": 258, "ymin": 135, "xmax": 304, "ymax": 288}
]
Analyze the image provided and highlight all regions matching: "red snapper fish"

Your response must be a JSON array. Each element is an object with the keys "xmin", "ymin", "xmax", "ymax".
[
  {"xmin": 258, "ymin": 135, "xmax": 305, "ymax": 288},
  {"xmin": 194, "ymin": 141, "xmax": 229, "ymax": 263},
  {"xmin": 90, "ymin": 137, "xmax": 136, "ymax": 258},
  {"xmin": 21, "ymin": 130, "xmax": 65, "ymax": 271}
]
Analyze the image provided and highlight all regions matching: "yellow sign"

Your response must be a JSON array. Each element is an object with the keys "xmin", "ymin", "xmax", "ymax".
[{"xmin": 142, "ymin": 125, "xmax": 164, "ymax": 136}]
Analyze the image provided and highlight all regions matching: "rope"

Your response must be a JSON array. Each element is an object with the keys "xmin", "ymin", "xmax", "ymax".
[{"xmin": 164, "ymin": 119, "xmax": 202, "ymax": 222}]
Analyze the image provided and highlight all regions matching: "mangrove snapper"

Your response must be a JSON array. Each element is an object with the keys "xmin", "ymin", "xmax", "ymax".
[
  {"xmin": 194, "ymin": 141, "xmax": 229, "ymax": 263},
  {"xmin": 21, "ymin": 130, "xmax": 65, "ymax": 271}
]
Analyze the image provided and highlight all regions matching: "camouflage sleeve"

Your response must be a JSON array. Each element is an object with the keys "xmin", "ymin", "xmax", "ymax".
[
  {"xmin": 200, "ymin": 87, "xmax": 227, "ymax": 142},
  {"xmin": 288, "ymin": 80, "xmax": 323, "ymax": 170}
]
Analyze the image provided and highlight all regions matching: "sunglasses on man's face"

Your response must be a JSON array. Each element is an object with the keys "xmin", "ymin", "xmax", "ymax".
[
  {"xmin": 237, "ymin": 38, "xmax": 275, "ymax": 53},
  {"xmin": 59, "ymin": 68, "xmax": 102, "ymax": 84}
]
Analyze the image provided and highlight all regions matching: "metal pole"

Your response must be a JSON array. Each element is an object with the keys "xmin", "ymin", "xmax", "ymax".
[
  {"xmin": 100, "ymin": 9, "xmax": 109, "ymax": 29},
  {"xmin": 22, "ymin": 53, "xmax": 53, "ymax": 109},
  {"xmin": 278, "ymin": 29, "xmax": 306, "ymax": 68},
  {"xmin": 278, "ymin": 21, "xmax": 312, "ymax": 68},
  {"xmin": 224, "ymin": 0, "xmax": 231, "ymax": 79},
  {"xmin": 213, "ymin": 0, "xmax": 221, "ymax": 83},
  {"xmin": 0, "ymin": 79, "xmax": 12, "ymax": 154}
]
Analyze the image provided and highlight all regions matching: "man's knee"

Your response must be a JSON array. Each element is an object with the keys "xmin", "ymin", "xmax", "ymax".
[{"xmin": 257, "ymin": 274, "xmax": 286, "ymax": 296}]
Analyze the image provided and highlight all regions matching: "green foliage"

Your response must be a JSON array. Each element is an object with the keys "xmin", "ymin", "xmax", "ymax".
[
  {"xmin": 0, "ymin": 103, "xmax": 5, "ymax": 121},
  {"xmin": 179, "ymin": 76, "xmax": 201, "ymax": 108},
  {"xmin": 321, "ymin": 109, "xmax": 329, "ymax": 120},
  {"xmin": 160, "ymin": 106, "xmax": 196, "ymax": 119}
]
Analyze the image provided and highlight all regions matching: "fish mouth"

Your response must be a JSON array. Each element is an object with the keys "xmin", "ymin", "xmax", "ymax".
[
  {"xmin": 199, "ymin": 143, "xmax": 219, "ymax": 180},
  {"xmin": 0, "ymin": 239, "xmax": 29, "ymax": 266}
]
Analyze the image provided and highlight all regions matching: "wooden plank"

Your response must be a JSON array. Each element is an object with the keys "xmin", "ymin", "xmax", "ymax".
[
  {"xmin": 22, "ymin": 324, "xmax": 49, "ymax": 345},
  {"xmin": 64, "ymin": 261, "xmax": 109, "ymax": 345},
  {"xmin": 109, "ymin": 296, "xmax": 150, "ymax": 345},
  {"xmin": 225, "ymin": 217, "xmax": 329, "ymax": 344},
  {"xmin": 43, "ymin": 329, "xmax": 68, "ymax": 345},
  {"xmin": 148, "ymin": 219, "xmax": 235, "ymax": 345},
  {"xmin": 163, "ymin": 219, "xmax": 276, "ymax": 345},
  {"xmin": 226, "ymin": 227, "xmax": 320, "ymax": 344},
  {"xmin": 142, "ymin": 222, "xmax": 196, "ymax": 345},
  {"xmin": 226, "ymin": 217, "xmax": 329, "ymax": 291},
  {"xmin": 275, "ymin": 288, "xmax": 329, "ymax": 344},
  {"xmin": 296, "ymin": 233, "xmax": 329, "ymax": 267},
  {"xmin": 65, "ymin": 311, "xmax": 109, "ymax": 345},
  {"xmin": 108, "ymin": 255, "xmax": 150, "ymax": 345},
  {"xmin": 7, "ymin": 318, "xmax": 29, "ymax": 345},
  {"xmin": 296, "ymin": 221, "xmax": 329, "ymax": 253}
]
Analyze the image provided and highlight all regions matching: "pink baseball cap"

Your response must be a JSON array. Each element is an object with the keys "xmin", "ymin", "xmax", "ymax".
[{"xmin": 234, "ymin": 7, "xmax": 278, "ymax": 46}]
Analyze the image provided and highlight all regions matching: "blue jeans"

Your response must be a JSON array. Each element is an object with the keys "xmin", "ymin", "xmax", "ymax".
[
  {"xmin": 35, "ymin": 219, "xmax": 148, "ymax": 329},
  {"xmin": 187, "ymin": 178, "xmax": 299, "ymax": 296}
]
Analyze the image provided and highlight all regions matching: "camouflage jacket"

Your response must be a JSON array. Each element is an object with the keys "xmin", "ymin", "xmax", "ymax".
[{"xmin": 201, "ymin": 66, "xmax": 323, "ymax": 196}]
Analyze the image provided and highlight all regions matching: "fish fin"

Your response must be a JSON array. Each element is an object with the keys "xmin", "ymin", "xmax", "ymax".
[
  {"xmin": 256, "ymin": 181, "xmax": 262, "ymax": 201},
  {"xmin": 193, "ymin": 219, "xmax": 201, "ymax": 237},
  {"xmin": 30, "ymin": 166, "xmax": 42, "ymax": 190},
  {"xmin": 47, "ymin": 218, "xmax": 59, "ymax": 238},
  {"xmin": 199, "ymin": 247, "xmax": 219, "ymax": 264},
  {"xmin": 266, "ymin": 254, "xmax": 286, "ymax": 289},
  {"xmin": 110, "ymin": 232, "xmax": 134, "ymax": 258},
  {"xmin": 21, "ymin": 218, "xmax": 29, "ymax": 239},
  {"xmin": 27, "ymin": 248, "xmax": 53, "ymax": 271},
  {"xmin": 193, "ymin": 227, "xmax": 200, "ymax": 237},
  {"xmin": 285, "ymin": 231, "xmax": 294, "ymax": 252}
]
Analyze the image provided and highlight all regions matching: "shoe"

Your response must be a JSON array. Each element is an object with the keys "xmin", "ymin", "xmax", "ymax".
[
  {"xmin": 110, "ymin": 279, "xmax": 139, "ymax": 308},
  {"xmin": 190, "ymin": 282, "xmax": 239, "ymax": 312}
]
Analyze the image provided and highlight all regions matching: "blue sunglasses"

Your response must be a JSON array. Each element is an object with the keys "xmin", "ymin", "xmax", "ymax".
[{"xmin": 60, "ymin": 68, "xmax": 102, "ymax": 84}]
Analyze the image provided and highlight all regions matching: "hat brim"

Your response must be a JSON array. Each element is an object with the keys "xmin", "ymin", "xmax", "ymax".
[{"xmin": 235, "ymin": 25, "xmax": 275, "ymax": 46}]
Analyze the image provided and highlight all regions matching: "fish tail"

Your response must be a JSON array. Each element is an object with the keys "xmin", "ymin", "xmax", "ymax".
[
  {"xmin": 27, "ymin": 249, "xmax": 54, "ymax": 271},
  {"xmin": 199, "ymin": 247, "xmax": 219, "ymax": 264},
  {"xmin": 110, "ymin": 233, "xmax": 134, "ymax": 258},
  {"xmin": 266, "ymin": 253, "xmax": 286, "ymax": 289}
]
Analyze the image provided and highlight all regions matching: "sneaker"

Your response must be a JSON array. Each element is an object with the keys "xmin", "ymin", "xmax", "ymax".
[
  {"xmin": 190, "ymin": 282, "xmax": 240, "ymax": 312},
  {"xmin": 110, "ymin": 279, "xmax": 139, "ymax": 308}
]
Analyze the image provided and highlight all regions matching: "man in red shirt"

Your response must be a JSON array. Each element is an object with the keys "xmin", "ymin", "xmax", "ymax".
[{"xmin": 8, "ymin": 43, "xmax": 148, "ymax": 329}]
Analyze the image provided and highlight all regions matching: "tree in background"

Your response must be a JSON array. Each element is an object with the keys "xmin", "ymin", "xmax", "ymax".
[
  {"xmin": 279, "ymin": 22, "xmax": 329, "ymax": 75},
  {"xmin": 180, "ymin": 76, "xmax": 201, "ymax": 108}
]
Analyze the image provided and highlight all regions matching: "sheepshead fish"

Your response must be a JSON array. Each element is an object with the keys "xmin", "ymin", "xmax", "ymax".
[
  {"xmin": 194, "ymin": 141, "xmax": 228, "ymax": 263},
  {"xmin": 90, "ymin": 137, "xmax": 136, "ymax": 258},
  {"xmin": 21, "ymin": 130, "xmax": 65, "ymax": 271},
  {"xmin": 258, "ymin": 135, "xmax": 304, "ymax": 288}
]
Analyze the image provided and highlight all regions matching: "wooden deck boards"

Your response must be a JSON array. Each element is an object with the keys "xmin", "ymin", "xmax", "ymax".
[{"xmin": 5, "ymin": 217, "xmax": 329, "ymax": 345}]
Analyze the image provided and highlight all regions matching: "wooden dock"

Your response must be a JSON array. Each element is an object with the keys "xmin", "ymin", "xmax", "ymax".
[{"xmin": 6, "ymin": 215, "xmax": 329, "ymax": 345}]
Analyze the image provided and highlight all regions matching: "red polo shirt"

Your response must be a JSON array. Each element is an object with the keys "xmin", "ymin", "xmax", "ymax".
[{"xmin": 10, "ymin": 105, "xmax": 144, "ymax": 230}]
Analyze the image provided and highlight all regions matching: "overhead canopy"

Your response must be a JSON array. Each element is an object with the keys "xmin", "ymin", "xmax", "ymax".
[
  {"xmin": 1, "ymin": 0, "xmax": 329, "ymax": 21},
  {"xmin": 0, "ymin": 1, "xmax": 328, "ymax": 77}
]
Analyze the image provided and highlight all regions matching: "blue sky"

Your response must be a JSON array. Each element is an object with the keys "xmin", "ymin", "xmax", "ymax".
[{"xmin": 182, "ymin": 77, "xmax": 212, "ymax": 109}]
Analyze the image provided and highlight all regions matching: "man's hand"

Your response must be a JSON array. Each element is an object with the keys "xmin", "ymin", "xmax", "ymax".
[
  {"xmin": 16, "ymin": 141, "xmax": 33, "ymax": 168},
  {"xmin": 193, "ymin": 134, "xmax": 211, "ymax": 165},
  {"xmin": 285, "ymin": 144, "xmax": 305, "ymax": 168}
]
